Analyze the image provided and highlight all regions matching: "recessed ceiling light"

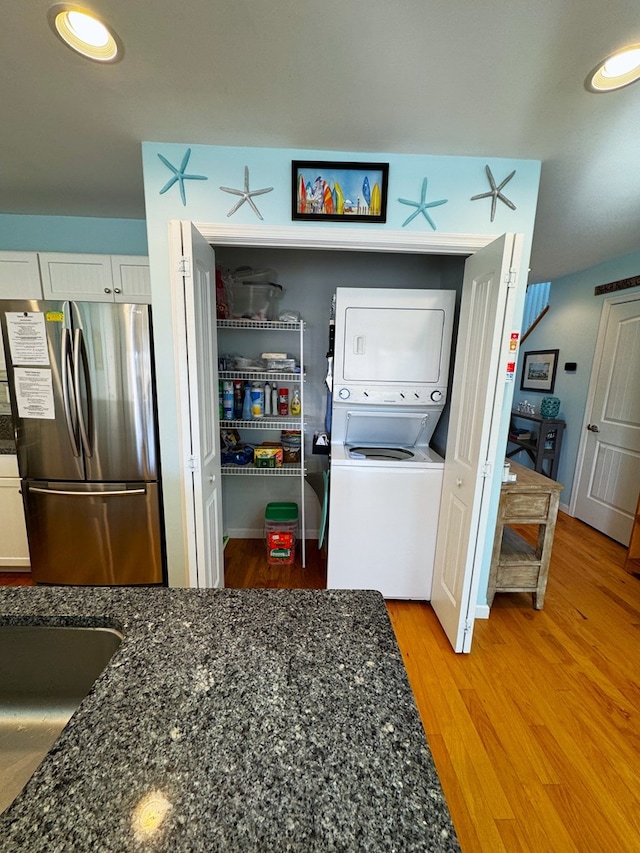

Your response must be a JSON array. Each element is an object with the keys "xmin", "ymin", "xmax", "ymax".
[
  {"xmin": 48, "ymin": 4, "xmax": 123, "ymax": 63},
  {"xmin": 586, "ymin": 44, "xmax": 640, "ymax": 92}
]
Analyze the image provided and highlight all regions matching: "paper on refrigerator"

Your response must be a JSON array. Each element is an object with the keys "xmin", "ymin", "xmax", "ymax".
[
  {"xmin": 5, "ymin": 312, "xmax": 50, "ymax": 366},
  {"xmin": 14, "ymin": 367, "xmax": 55, "ymax": 419}
]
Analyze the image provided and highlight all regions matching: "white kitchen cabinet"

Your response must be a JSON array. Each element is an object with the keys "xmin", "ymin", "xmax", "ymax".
[
  {"xmin": 0, "ymin": 251, "xmax": 43, "ymax": 371},
  {"xmin": 110, "ymin": 255, "xmax": 151, "ymax": 302},
  {"xmin": 39, "ymin": 253, "xmax": 151, "ymax": 303},
  {"xmin": 0, "ymin": 457, "xmax": 30, "ymax": 569},
  {"xmin": 0, "ymin": 251, "xmax": 42, "ymax": 299}
]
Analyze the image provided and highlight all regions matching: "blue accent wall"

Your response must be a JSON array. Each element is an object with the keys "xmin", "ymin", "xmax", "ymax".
[
  {"xmin": 142, "ymin": 143, "xmax": 541, "ymax": 237},
  {"xmin": 512, "ymin": 251, "xmax": 640, "ymax": 504},
  {"xmin": 0, "ymin": 214, "xmax": 147, "ymax": 254}
]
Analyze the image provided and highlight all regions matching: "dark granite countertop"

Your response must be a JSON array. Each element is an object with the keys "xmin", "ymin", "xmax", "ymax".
[
  {"xmin": 0, "ymin": 587, "xmax": 459, "ymax": 852},
  {"xmin": 0, "ymin": 414, "xmax": 15, "ymax": 454}
]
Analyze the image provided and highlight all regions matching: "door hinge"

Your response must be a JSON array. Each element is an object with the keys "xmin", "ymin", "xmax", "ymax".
[
  {"xmin": 187, "ymin": 455, "xmax": 199, "ymax": 472},
  {"xmin": 178, "ymin": 256, "xmax": 191, "ymax": 276},
  {"xmin": 481, "ymin": 461, "xmax": 492, "ymax": 479},
  {"xmin": 464, "ymin": 618, "xmax": 473, "ymax": 636},
  {"xmin": 506, "ymin": 268, "xmax": 517, "ymax": 288}
]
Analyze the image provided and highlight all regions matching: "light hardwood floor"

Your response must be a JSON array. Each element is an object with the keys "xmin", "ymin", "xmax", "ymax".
[
  {"xmin": 3, "ymin": 515, "xmax": 638, "ymax": 851},
  {"xmin": 225, "ymin": 516, "xmax": 640, "ymax": 852}
]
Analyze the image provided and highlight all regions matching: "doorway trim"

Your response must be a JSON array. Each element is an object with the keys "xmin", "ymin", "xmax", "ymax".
[
  {"xmin": 188, "ymin": 220, "xmax": 515, "ymax": 641},
  {"xmin": 194, "ymin": 222, "xmax": 495, "ymax": 255}
]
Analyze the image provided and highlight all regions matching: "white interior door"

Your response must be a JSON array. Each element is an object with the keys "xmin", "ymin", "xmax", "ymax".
[
  {"xmin": 572, "ymin": 294, "xmax": 640, "ymax": 544},
  {"xmin": 431, "ymin": 234, "xmax": 523, "ymax": 653},
  {"xmin": 169, "ymin": 220, "xmax": 224, "ymax": 588}
]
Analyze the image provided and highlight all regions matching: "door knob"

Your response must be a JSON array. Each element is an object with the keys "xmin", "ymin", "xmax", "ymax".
[
  {"xmin": 456, "ymin": 478, "xmax": 463, "ymax": 487},
  {"xmin": 587, "ymin": 423, "xmax": 600, "ymax": 432}
]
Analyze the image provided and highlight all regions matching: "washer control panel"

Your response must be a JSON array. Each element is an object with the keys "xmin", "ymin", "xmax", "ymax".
[{"xmin": 335, "ymin": 386, "xmax": 447, "ymax": 405}]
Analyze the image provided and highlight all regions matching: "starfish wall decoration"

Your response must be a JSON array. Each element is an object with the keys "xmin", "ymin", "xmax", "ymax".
[
  {"xmin": 157, "ymin": 148, "xmax": 207, "ymax": 206},
  {"xmin": 397, "ymin": 177, "xmax": 448, "ymax": 230},
  {"xmin": 470, "ymin": 165, "xmax": 517, "ymax": 222},
  {"xmin": 220, "ymin": 166, "xmax": 274, "ymax": 220}
]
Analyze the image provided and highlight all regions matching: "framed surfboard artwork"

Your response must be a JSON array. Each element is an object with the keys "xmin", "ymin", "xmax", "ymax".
[{"xmin": 292, "ymin": 161, "xmax": 389, "ymax": 222}]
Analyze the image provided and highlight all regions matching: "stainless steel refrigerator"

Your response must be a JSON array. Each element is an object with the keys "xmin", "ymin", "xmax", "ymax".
[{"xmin": 0, "ymin": 300, "xmax": 164, "ymax": 585}]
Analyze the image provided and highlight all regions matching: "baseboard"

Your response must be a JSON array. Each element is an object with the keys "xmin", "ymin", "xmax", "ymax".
[{"xmin": 475, "ymin": 603, "xmax": 490, "ymax": 620}]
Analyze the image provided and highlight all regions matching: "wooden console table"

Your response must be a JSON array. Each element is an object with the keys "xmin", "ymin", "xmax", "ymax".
[
  {"xmin": 488, "ymin": 460, "xmax": 563, "ymax": 609},
  {"xmin": 507, "ymin": 411, "xmax": 565, "ymax": 480}
]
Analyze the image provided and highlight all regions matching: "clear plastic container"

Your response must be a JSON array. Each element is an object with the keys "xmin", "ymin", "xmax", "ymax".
[
  {"xmin": 264, "ymin": 502, "xmax": 298, "ymax": 564},
  {"xmin": 230, "ymin": 282, "xmax": 283, "ymax": 320}
]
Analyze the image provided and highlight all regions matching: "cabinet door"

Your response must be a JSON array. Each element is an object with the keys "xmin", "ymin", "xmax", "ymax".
[
  {"xmin": 0, "ymin": 251, "xmax": 42, "ymax": 299},
  {"xmin": 110, "ymin": 255, "xmax": 151, "ymax": 304},
  {"xmin": 0, "ymin": 476, "xmax": 30, "ymax": 568},
  {"xmin": 0, "ymin": 252, "xmax": 43, "ymax": 371},
  {"xmin": 39, "ymin": 252, "xmax": 114, "ymax": 301}
]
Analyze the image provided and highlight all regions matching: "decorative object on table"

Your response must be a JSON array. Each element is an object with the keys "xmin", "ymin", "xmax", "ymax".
[
  {"xmin": 520, "ymin": 349, "xmax": 559, "ymax": 393},
  {"xmin": 540, "ymin": 395, "xmax": 561, "ymax": 417},
  {"xmin": 516, "ymin": 399, "xmax": 536, "ymax": 415},
  {"xmin": 157, "ymin": 148, "xmax": 207, "ymax": 206},
  {"xmin": 291, "ymin": 160, "xmax": 388, "ymax": 222},
  {"xmin": 470, "ymin": 164, "xmax": 517, "ymax": 222},
  {"xmin": 398, "ymin": 176, "xmax": 448, "ymax": 230},
  {"xmin": 220, "ymin": 166, "xmax": 273, "ymax": 220}
]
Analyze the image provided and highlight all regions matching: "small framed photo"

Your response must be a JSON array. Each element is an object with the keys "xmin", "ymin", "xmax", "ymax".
[
  {"xmin": 292, "ymin": 160, "xmax": 389, "ymax": 223},
  {"xmin": 520, "ymin": 349, "xmax": 559, "ymax": 393}
]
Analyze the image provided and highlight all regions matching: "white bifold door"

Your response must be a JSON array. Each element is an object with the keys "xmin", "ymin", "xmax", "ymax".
[
  {"xmin": 431, "ymin": 234, "xmax": 524, "ymax": 652},
  {"xmin": 170, "ymin": 222, "xmax": 524, "ymax": 653},
  {"xmin": 168, "ymin": 220, "xmax": 224, "ymax": 589}
]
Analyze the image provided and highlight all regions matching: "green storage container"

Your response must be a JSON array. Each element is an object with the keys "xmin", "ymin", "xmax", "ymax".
[
  {"xmin": 264, "ymin": 502, "xmax": 298, "ymax": 523},
  {"xmin": 264, "ymin": 502, "xmax": 298, "ymax": 565}
]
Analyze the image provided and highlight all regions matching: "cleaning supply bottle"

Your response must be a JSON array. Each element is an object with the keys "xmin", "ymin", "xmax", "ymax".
[
  {"xmin": 264, "ymin": 381, "xmax": 271, "ymax": 415},
  {"xmin": 233, "ymin": 380, "xmax": 244, "ymax": 418},
  {"xmin": 242, "ymin": 382, "xmax": 252, "ymax": 420},
  {"xmin": 251, "ymin": 381, "xmax": 264, "ymax": 418},
  {"xmin": 290, "ymin": 388, "xmax": 301, "ymax": 416},
  {"xmin": 222, "ymin": 381, "xmax": 234, "ymax": 420}
]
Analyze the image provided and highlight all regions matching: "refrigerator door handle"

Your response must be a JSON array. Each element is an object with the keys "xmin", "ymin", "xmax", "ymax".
[
  {"xmin": 61, "ymin": 327, "xmax": 81, "ymax": 458},
  {"xmin": 74, "ymin": 328, "xmax": 94, "ymax": 458},
  {"xmin": 28, "ymin": 486, "xmax": 147, "ymax": 497}
]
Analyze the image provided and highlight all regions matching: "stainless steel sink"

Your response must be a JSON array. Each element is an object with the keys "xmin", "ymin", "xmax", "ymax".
[{"xmin": 0, "ymin": 625, "xmax": 123, "ymax": 814}]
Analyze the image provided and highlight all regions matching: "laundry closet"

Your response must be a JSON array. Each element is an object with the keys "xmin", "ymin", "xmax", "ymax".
[
  {"xmin": 213, "ymin": 245, "xmax": 466, "ymax": 551},
  {"xmin": 142, "ymin": 142, "xmax": 541, "ymax": 651}
]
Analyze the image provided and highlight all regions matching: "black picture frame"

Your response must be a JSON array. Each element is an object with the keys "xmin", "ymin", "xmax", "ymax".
[
  {"xmin": 520, "ymin": 349, "xmax": 559, "ymax": 393},
  {"xmin": 292, "ymin": 160, "xmax": 389, "ymax": 223}
]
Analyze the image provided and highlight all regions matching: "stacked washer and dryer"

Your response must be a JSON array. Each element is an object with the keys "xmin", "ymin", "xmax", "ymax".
[{"xmin": 327, "ymin": 287, "xmax": 455, "ymax": 599}]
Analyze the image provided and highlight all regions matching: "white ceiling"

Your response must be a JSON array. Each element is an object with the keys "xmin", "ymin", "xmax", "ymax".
[{"xmin": 2, "ymin": 1, "xmax": 640, "ymax": 283}]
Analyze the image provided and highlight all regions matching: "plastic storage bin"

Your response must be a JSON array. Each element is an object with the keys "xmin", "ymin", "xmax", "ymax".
[
  {"xmin": 265, "ymin": 501, "xmax": 298, "ymax": 565},
  {"xmin": 230, "ymin": 282, "xmax": 283, "ymax": 321}
]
